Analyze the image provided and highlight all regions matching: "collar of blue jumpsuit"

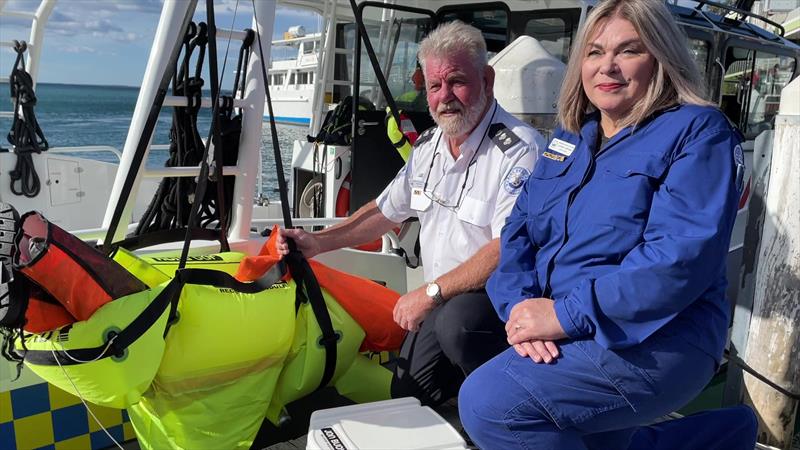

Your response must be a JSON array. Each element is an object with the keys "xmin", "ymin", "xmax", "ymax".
[{"xmin": 571, "ymin": 106, "xmax": 684, "ymax": 158}]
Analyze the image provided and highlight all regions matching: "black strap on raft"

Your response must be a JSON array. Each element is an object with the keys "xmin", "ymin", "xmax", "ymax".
[
  {"xmin": 19, "ymin": 262, "xmax": 287, "ymax": 366},
  {"xmin": 201, "ymin": 0, "xmax": 231, "ymax": 256},
  {"xmin": 252, "ymin": 0, "xmax": 338, "ymax": 392},
  {"xmin": 5, "ymin": 40, "xmax": 49, "ymax": 198},
  {"xmin": 101, "ymin": 7, "xmax": 196, "ymax": 255}
]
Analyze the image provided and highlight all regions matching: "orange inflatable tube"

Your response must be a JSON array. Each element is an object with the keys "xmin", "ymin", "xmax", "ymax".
[{"xmin": 236, "ymin": 226, "xmax": 405, "ymax": 352}]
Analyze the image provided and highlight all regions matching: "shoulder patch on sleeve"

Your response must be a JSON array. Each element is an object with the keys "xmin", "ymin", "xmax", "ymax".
[
  {"xmin": 488, "ymin": 123, "xmax": 521, "ymax": 152},
  {"xmin": 414, "ymin": 126, "xmax": 437, "ymax": 147},
  {"xmin": 503, "ymin": 166, "xmax": 530, "ymax": 195}
]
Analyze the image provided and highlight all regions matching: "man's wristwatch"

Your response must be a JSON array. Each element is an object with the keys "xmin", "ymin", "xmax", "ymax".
[{"xmin": 426, "ymin": 282, "xmax": 445, "ymax": 306}]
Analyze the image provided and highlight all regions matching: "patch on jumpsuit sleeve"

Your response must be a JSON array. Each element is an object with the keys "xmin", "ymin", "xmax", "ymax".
[
  {"xmin": 488, "ymin": 123, "xmax": 521, "ymax": 152},
  {"xmin": 733, "ymin": 144, "xmax": 745, "ymax": 192},
  {"xmin": 504, "ymin": 166, "xmax": 530, "ymax": 195}
]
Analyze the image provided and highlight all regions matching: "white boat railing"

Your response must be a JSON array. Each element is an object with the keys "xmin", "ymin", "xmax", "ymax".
[
  {"xmin": 48, "ymin": 145, "xmax": 123, "ymax": 161},
  {"xmin": 0, "ymin": 0, "xmax": 56, "ymax": 121}
]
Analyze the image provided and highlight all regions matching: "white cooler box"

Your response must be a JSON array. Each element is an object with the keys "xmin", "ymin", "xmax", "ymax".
[{"xmin": 307, "ymin": 397, "xmax": 468, "ymax": 450}]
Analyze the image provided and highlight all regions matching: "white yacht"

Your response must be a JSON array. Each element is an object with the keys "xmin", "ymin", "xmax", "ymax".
[{"xmin": 264, "ymin": 27, "xmax": 321, "ymax": 126}]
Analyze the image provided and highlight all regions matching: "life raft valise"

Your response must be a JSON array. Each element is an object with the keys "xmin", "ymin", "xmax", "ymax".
[{"xmin": 15, "ymin": 241, "xmax": 288, "ymax": 410}]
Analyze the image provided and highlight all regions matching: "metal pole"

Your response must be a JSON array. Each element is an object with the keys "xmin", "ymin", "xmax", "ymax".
[
  {"xmin": 742, "ymin": 75, "xmax": 800, "ymax": 449},
  {"xmin": 26, "ymin": 0, "xmax": 56, "ymax": 89},
  {"xmin": 100, "ymin": 0, "xmax": 196, "ymax": 244},
  {"xmin": 227, "ymin": 0, "xmax": 274, "ymax": 241}
]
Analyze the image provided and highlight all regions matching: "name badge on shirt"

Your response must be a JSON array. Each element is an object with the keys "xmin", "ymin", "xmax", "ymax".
[
  {"xmin": 548, "ymin": 138, "xmax": 575, "ymax": 157},
  {"xmin": 410, "ymin": 186, "xmax": 432, "ymax": 211}
]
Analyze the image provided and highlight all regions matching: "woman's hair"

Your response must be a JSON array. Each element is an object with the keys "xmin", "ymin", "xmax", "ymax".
[
  {"xmin": 557, "ymin": 0, "xmax": 713, "ymax": 133},
  {"xmin": 418, "ymin": 20, "xmax": 487, "ymax": 73}
]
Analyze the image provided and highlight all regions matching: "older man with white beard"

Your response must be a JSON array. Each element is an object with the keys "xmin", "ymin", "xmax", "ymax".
[{"xmin": 277, "ymin": 21, "xmax": 543, "ymax": 406}]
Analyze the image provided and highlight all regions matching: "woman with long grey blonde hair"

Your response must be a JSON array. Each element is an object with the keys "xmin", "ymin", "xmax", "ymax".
[{"xmin": 458, "ymin": 0, "xmax": 751, "ymax": 448}]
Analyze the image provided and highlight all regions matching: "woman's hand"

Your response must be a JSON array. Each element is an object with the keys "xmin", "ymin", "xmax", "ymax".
[
  {"xmin": 506, "ymin": 298, "xmax": 569, "ymax": 343},
  {"xmin": 513, "ymin": 340, "xmax": 560, "ymax": 364}
]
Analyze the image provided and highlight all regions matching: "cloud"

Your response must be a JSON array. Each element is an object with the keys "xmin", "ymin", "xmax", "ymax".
[
  {"xmin": 44, "ymin": 4, "xmax": 149, "ymax": 41},
  {"xmin": 60, "ymin": 45, "xmax": 98, "ymax": 54}
]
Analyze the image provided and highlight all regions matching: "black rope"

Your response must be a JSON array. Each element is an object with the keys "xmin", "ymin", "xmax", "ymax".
[
  {"xmin": 724, "ymin": 348, "xmax": 800, "ymax": 400},
  {"xmin": 6, "ymin": 41, "xmax": 48, "ymax": 198},
  {"xmin": 135, "ymin": 23, "xmax": 204, "ymax": 235}
]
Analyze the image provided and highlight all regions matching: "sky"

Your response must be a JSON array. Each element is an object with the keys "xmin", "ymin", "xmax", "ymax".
[{"xmin": 0, "ymin": 0, "xmax": 322, "ymax": 87}]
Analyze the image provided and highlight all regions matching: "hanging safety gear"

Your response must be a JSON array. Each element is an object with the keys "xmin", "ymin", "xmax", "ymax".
[
  {"xmin": 6, "ymin": 41, "xmax": 49, "ymax": 198},
  {"xmin": 135, "ymin": 23, "xmax": 210, "ymax": 234},
  {"xmin": 384, "ymin": 107, "xmax": 417, "ymax": 162}
]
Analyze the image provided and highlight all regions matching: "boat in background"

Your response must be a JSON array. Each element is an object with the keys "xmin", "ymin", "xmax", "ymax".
[{"xmin": 263, "ymin": 26, "xmax": 321, "ymax": 126}]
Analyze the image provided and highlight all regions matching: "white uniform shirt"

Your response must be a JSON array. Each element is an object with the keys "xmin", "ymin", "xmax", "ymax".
[{"xmin": 377, "ymin": 100, "xmax": 544, "ymax": 282}]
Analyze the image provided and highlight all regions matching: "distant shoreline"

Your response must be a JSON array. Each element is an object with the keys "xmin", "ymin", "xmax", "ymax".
[{"xmin": 39, "ymin": 81, "xmax": 139, "ymax": 89}]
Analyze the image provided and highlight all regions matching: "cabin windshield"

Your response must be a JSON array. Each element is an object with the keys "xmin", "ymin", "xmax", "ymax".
[{"xmin": 721, "ymin": 47, "xmax": 797, "ymax": 139}]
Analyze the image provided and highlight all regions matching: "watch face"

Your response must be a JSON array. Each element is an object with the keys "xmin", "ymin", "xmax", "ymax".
[{"xmin": 426, "ymin": 283, "xmax": 439, "ymax": 297}]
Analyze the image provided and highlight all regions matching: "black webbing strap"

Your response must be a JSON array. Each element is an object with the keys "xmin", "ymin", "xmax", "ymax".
[
  {"xmin": 203, "ymin": 0, "xmax": 231, "ymax": 255},
  {"xmin": 284, "ymin": 252, "xmax": 338, "ymax": 390},
  {"xmin": 101, "ymin": 7, "xmax": 196, "ymax": 255},
  {"xmin": 252, "ymin": 0, "xmax": 338, "ymax": 391},
  {"xmin": 176, "ymin": 0, "xmax": 229, "ymax": 268},
  {"xmin": 20, "ymin": 261, "xmax": 286, "ymax": 366}
]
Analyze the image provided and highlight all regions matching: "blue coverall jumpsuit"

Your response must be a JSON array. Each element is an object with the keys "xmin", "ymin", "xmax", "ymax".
[{"xmin": 459, "ymin": 104, "xmax": 745, "ymax": 449}]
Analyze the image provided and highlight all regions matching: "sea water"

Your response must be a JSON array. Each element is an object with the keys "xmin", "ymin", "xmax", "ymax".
[{"xmin": 0, "ymin": 82, "xmax": 302, "ymax": 198}]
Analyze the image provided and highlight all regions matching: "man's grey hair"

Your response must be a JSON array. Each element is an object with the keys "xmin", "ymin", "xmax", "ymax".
[{"xmin": 417, "ymin": 21, "xmax": 487, "ymax": 73}]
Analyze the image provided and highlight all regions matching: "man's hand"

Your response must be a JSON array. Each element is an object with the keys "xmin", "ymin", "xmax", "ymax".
[
  {"xmin": 276, "ymin": 227, "xmax": 322, "ymax": 258},
  {"xmin": 505, "ymin": 298, "xmax": 568, "ymax": 343},
  {"xmin": 393, "ymin": 286, "xmax": 437, "ymax": 332}
]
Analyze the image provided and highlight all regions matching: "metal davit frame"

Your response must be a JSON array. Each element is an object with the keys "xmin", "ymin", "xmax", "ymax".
[{"xmin": 100, "ymin": 0, "xmax": 275, "ymax": 247}]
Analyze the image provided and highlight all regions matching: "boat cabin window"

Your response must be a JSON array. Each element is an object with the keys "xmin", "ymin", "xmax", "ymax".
[
  {"xmin": 270, "ymin": 73, "xmax": 285, "ymax": 86},
  {"xmin": 438, "ymin": 5, "xmax": 509, "ymax": 54},
  {"xmin": 721, "ymin": 46, "xmax": 796, "ymax": 139},
  {"xmin": 333, "ymin": 23, "xmax": 357, "ymax": 102},
  {"xmin": 356, "ymin": 6, "xmax": 433, "ymax": 112},
  {"xmin": 517, "ymin": 9, "xmax": 581, "ymax": 63},
  {"xmin": 688, "ymin": 38, "xmax": 712, "ymax": 93},
  {"xmin": 296, "ymin": 71, "xmax": 311, "ymax": 85}
]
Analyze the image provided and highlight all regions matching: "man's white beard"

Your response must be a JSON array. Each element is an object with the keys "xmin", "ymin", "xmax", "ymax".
[{"xmin": 430, "ymin": 89, "xmax": 488, "ymax": 138}]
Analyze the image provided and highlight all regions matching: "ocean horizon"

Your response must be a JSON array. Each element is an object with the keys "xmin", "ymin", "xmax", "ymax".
[{"xmin": 0, "ymin": 81, "xmax": 302, "ymax": 197}]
